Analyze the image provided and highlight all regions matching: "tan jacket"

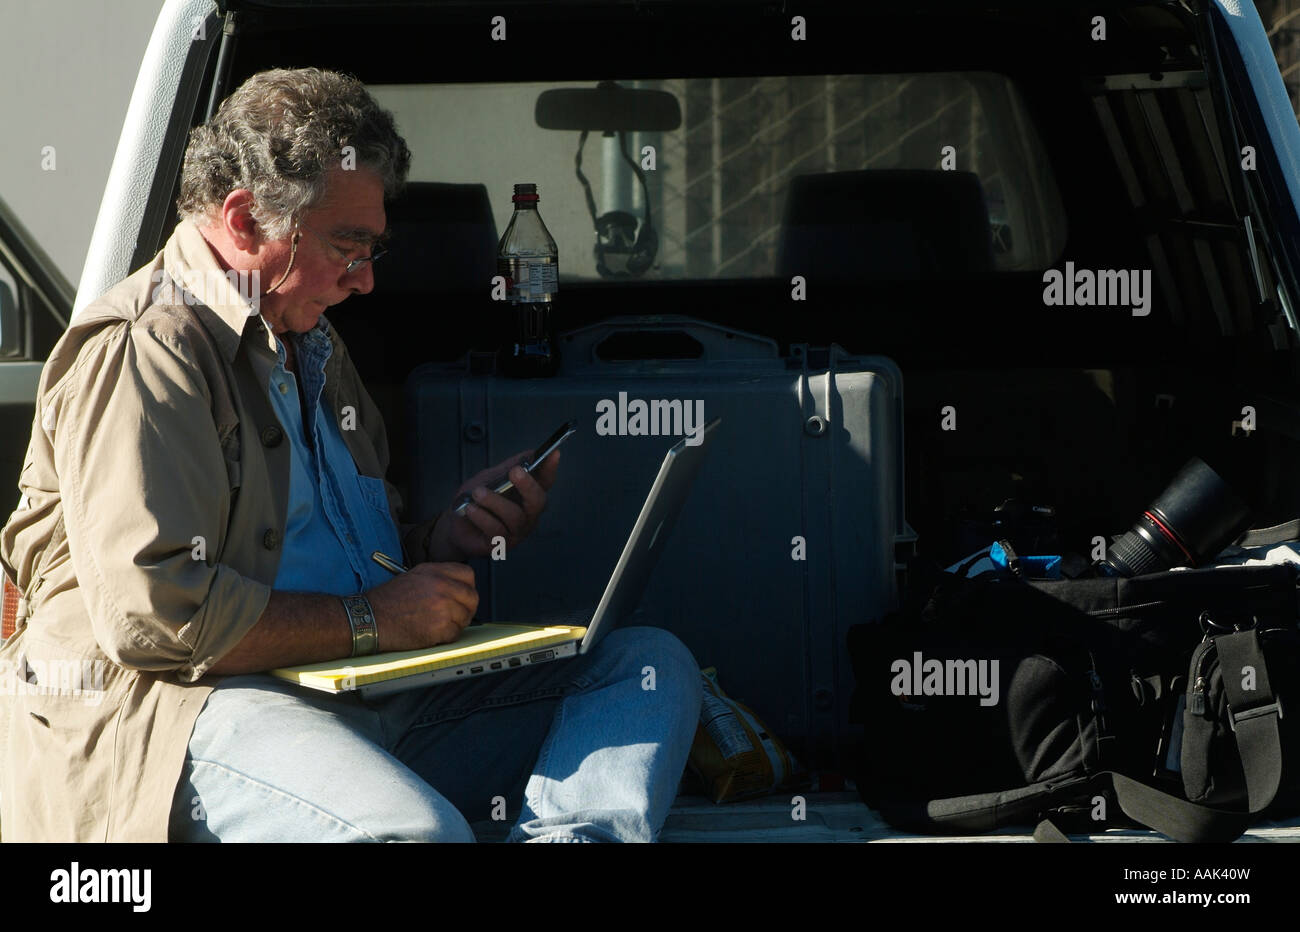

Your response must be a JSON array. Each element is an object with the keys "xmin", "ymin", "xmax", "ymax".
[{"xmin": 0, "ymin": 218, "xmax": 428, "ymax": 841}]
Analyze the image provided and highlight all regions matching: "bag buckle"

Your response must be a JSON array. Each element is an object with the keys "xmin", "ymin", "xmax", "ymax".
[
  {"xmin": 1229, "ymin": 698, "xmax": 1283, "ymax": 732},
  {"xmin": 1199, "ymin": 610, "xmax": 1257, "ymax": 635}
]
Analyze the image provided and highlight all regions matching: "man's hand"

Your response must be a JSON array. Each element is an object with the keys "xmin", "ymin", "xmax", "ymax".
[
  {"xmin": 209, "ymin": 563, "xmax": 478, "ymax": 675},
  {"xmin": 427, "ymin": 448, "xmax": 561, "ymax": 562},
  {"xmin": 365, "ymin": 562, "xmax": 478, "ymax": 652}
]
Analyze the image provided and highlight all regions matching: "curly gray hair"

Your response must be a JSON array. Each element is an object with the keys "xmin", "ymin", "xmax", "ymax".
[{"xmin": 177, "ymin": 67, "xmax": 411, "ymax": 239}]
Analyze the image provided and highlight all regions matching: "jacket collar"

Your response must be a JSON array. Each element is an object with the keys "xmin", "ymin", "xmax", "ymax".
[{"xmin": 162, "ymin": 217, "xmax": 278, "ymax": 364}]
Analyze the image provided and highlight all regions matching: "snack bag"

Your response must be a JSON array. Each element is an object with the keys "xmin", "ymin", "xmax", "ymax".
[{"xmin": 688, "ymin": 667, "xmax": 807, "ymax": 803}]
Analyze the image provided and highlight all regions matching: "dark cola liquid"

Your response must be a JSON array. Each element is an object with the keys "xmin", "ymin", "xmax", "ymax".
[{"xmin": 498, "ymin": 255, "xmax": 559, "ymax": 377}]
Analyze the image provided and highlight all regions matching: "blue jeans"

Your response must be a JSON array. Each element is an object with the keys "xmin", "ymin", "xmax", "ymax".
[{"xmin": 167, "ymin": 627, "xmax": 702, "ymax": 842}]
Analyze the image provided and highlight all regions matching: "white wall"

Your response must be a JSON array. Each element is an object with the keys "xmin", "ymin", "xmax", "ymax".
[{"xmin": 0, "ymin": 0, "xmax": 166, "ymax": 284}]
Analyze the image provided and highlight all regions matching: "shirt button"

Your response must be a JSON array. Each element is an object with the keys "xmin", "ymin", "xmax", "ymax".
[
  {"xmin": 278, "ymin": 382, "xmax": 289, "ymax": 395},
  {"xmin": 260, "ymin": 425, "xmax": 283, "ymax": 447},
  {"xmin": 262, "ymin": 529, "xmax": 279, "ymax": 550}
]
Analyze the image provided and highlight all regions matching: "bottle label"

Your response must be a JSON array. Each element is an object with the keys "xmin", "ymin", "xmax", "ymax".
[{"xmin": 499, "ymin": 256, "xmax": 557, "ymax": 302}]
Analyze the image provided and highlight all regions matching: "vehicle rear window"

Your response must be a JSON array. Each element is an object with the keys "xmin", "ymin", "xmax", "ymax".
[{"xmin": 370, "ymin": 72, "xmax": 1067, "ymax": 282}]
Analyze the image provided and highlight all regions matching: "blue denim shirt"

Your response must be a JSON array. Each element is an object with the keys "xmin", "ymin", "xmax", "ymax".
[{"xmin": 266, "ymin": 317, "xmax": 403, "ymax": 596}]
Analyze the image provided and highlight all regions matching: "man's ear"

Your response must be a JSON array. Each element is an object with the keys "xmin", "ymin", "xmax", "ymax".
[{"xmin": 220, "ymin": 189, "xmax": 260, "ymax": 251}]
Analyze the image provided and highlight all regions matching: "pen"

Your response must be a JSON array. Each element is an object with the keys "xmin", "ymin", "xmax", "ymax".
[{"xmin": 371, "ymin": 551, "xmax": 409, "ymax": 574}]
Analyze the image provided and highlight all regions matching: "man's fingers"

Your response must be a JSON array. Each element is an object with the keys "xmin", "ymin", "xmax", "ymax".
[
  {"xmin": 527, "ymin": 448, "xmax": 560, "ymax": 493},
  {"xmin": 463, "ymin": 494, "xmax": 520, "ymax": 543},
  {"xmin": 436, "ymin": 579, "xmax": 479, "ymax": 620},
  {"xmin": 411, "ymin": 562, "xmax": 479, "ymax": 611},
  {"xmin": 510, "ymin": 463, "xmax": 548, "ymax": 517},
  {"xmin": 475, "ymin": 463, "xmax": 547, "ymax": 526},
  {"xmin": 444, "ymin": 447, "xmax": 555, "ymax": 557},
  {"xmin": 434, "ymin": 619, "xmax": 469, "ymax": 643},
  {"xmin": 455, "ymin": 451, "xmax": 531, "ymax": 499}
]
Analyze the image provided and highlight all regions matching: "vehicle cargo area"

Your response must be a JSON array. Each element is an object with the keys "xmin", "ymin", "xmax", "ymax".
[
  {"xmin": 250, "ymin": 5, "xmax": 1300, "ymax": 837},
  {"xmin": 64, "ymin": 0, "xmax": 1300, "ymax": 842}
]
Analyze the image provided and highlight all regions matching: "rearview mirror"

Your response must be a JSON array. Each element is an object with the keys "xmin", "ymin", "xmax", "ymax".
[{"xmin": 535, "ymin": 82, "xmax": 682, "ymax": 132}]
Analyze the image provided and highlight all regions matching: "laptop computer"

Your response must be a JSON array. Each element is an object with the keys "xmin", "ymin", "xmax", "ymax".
[{"xmin": 271, "ymin": 417, "xmax": 720, "ymax": 697}]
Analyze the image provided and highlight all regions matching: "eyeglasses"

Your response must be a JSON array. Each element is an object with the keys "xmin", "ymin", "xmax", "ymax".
[{"xmin": 297, "ymin": 224, "xmax": 388, "ymax": 274}]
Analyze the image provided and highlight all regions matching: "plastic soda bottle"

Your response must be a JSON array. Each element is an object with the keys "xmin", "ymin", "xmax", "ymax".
[{"xmin": 497, "ymin": 183, "xmax": 559, "ymax": 376}]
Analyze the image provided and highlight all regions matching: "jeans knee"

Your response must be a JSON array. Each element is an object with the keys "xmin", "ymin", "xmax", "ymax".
[{"xmin": 606, "ymin": 627, "xmax": 702, "ymax": 708}]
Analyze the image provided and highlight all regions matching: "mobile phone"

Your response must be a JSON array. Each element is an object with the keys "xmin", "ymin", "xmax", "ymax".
[{"xmin": 453, "ymin": 419, "xmax": 576, "ymax": 516}]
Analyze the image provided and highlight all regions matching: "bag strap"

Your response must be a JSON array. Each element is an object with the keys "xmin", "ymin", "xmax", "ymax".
[
  {"xmin": 888, "ymin": 772, "xmax": 1264, "ymax": 843},
  {"xmin": 1107, "ymin": 772, "xmax": 1254, "ymax": 843},
  {"xmin": 1216, "ymin": 628, "xmax": 1284, "ymax": 812},
  {"xmin": 1237, "ymin": 518, "xmax": 1300, "ymax": 548},
  {"xmin": 1029, "ymin": 775, "xmax": 1258, "ymax": 843}
]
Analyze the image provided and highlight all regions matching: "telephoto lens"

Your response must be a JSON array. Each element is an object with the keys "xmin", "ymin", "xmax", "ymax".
[{"xmin": 1102, "ymin": 457, "xmax": 1251, "ymax": 577}]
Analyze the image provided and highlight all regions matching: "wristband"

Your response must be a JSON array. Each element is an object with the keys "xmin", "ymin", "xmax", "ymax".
[{"xmin": 341, "ymin": 594, "xmax": 378, "ymax": 656}]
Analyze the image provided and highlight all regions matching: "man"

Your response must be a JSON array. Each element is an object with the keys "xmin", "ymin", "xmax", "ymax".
[{"xmin": 0, "ymin": 68, "xmax": 702, "ymax": 842}]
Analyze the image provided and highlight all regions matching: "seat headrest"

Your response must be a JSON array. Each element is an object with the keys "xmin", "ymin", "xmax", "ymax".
[
  {"xmin": 379, "ymin": 182, "xmax": 499, "ymax": 293},
  {"xmin": 777, "ymin": 170, "xmax": 993, "ymax": 282}
]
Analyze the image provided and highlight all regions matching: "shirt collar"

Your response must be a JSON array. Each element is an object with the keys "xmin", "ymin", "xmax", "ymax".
[{"xmin": 268, "ymin": 315, "xmax": 333, "ymax": 367}]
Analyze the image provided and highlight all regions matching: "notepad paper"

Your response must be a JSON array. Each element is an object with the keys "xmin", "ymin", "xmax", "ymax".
[{"xmin": 270, "ymin": 624, "xmax": 587, "ymax": 692}]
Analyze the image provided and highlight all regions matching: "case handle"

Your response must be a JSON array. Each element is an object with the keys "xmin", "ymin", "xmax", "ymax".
[{"xmin": 558, "ymin": 315, "xmax": 778, "ymax": 369}]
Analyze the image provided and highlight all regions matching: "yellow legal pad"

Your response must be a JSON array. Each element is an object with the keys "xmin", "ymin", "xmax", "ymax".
[{"xmin": 270, "ymin": 624, "xmax": 587, "ymax": 693}]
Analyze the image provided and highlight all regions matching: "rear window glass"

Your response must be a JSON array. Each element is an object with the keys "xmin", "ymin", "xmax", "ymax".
[{"xmin": 370, "ymin": 72, "xmax": 1066, "ymax": 282}]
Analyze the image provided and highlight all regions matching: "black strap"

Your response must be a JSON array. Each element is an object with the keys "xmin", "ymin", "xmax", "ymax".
[
  {"xmin": 889, "ymin": 769, "xmax": 1264, "ymax": 843},
  {"xmin": 1027, "ymin": 772, "xmax": 1260, "ymax": 843},
  {"xmin": 1236, "ymin": 518, "xmax": 1300, "ymax": 548},
  {"xmin": 1033, "ymin": 774, "xmax": 1258, "ymax": 844},
  {"xmin": 1216, "ymin": 628, "xmax": 1284, "ymax": 813},
  {"xmin": 1108, "ymin": 772, "xmax": 1254, "ymax": 843}
]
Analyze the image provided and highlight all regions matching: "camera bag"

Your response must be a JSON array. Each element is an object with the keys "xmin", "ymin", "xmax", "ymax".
[{"xmin": 847, "ymin": 561, "xmax": 1300, "ymax": 841}]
